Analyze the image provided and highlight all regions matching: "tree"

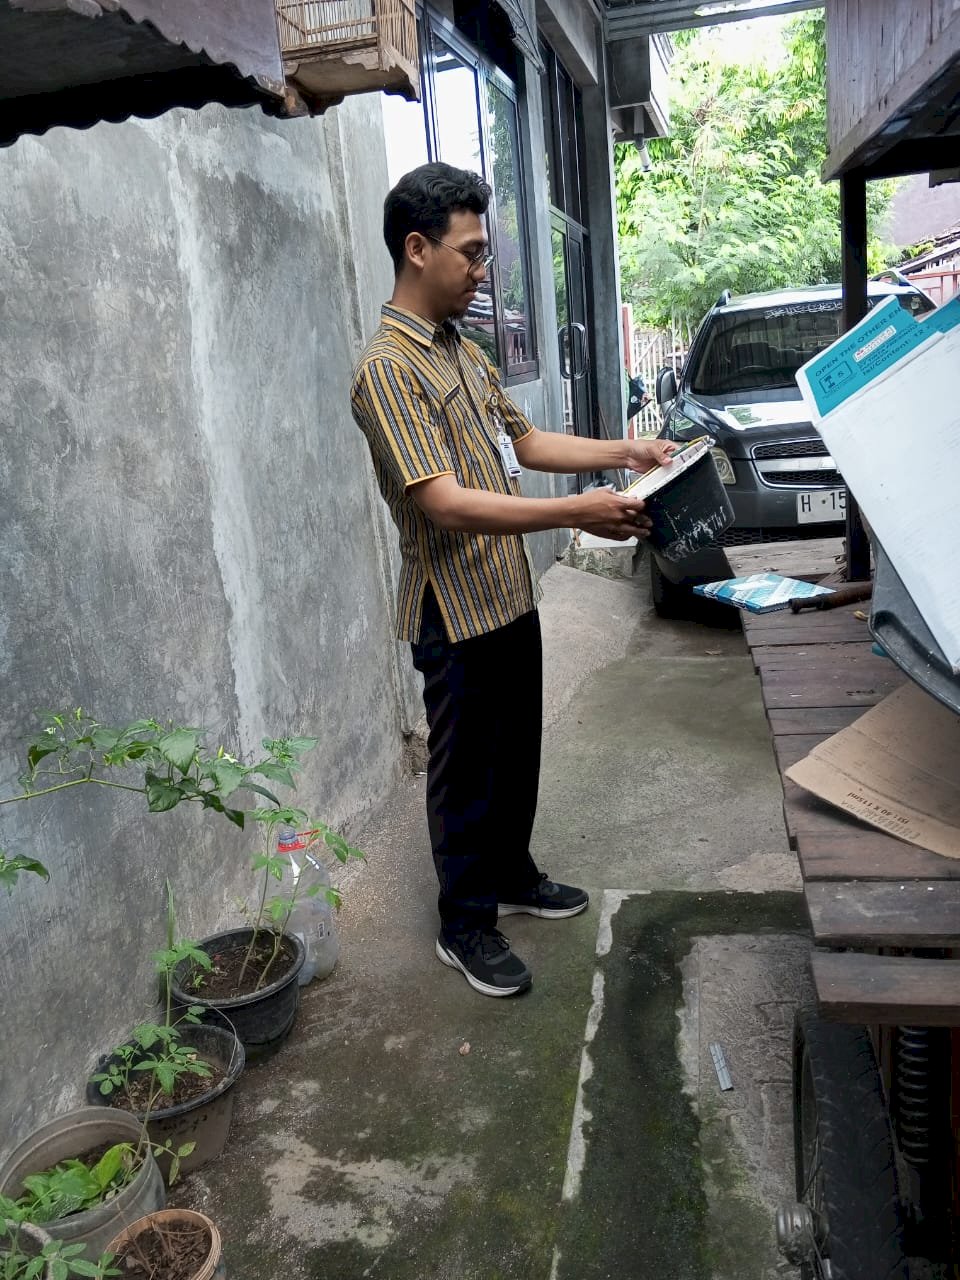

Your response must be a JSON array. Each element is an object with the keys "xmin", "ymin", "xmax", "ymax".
[{"xmin": 617, "ymin": 15, "xmax": 897, "ymax": 328}]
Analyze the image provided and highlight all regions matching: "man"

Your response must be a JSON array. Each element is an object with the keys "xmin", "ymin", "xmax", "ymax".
[{"xmin": 351, "ymin": 162, "xmax": 674, "ymax": 998}]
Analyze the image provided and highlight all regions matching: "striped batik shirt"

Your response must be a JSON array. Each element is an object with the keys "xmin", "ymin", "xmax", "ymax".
[{"xmin": 351, "ymin": 303, "xmax": 538, "ymax": 642}]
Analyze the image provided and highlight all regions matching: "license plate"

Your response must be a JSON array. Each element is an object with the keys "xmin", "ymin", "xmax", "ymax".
[{"xmin": 797, "ymin": 488, "xmax": 846, "ymax": 523}]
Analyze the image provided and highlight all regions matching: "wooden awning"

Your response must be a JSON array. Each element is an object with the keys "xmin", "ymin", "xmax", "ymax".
[
  {"xmin": 0, "ymin": 0, "xmax": 293, "ymax": 148},
  {"xmin": 824, "ymin": 1, "xmax": 960, "ymax": 179}
]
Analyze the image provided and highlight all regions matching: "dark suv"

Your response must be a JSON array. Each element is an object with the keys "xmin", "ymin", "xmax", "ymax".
[{"xmin": 649, "ymin": 280, "xmax": 933, "ymax": 615}]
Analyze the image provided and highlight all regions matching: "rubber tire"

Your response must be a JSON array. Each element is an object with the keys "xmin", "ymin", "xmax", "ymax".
[
  {"xmin": 793, "ymin": 1010, "xmax": 907, "ymax": 1280},
  {"xmin": 649, "ymin": 554, "xmax": 691, "ymax": 619}
]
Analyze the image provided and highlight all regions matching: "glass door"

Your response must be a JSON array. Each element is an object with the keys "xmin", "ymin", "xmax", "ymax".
[{"xmin": 552, "ymin": 219, "xmax": 596, "ymax": 492}]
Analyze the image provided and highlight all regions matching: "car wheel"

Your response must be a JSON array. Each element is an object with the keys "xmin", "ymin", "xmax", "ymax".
[
  {"xmin": 783, "ymin": 1011, "xmax": 907, "ymax": 1280},
  {"xmin": 649, "ymin": 554, "xmax": 691, "ymax": 618}
]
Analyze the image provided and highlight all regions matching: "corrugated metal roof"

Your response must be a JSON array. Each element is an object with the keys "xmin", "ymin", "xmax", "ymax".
[{"xmin": 0, "ymin": 0, "xmax": 290, "ymax": 148}]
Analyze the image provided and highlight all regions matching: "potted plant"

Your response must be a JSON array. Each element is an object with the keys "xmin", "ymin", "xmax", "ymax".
[
  {"xmin": 0, "ymin": 1204, "xmax": 117, "ymax": 1280},
  {"xmin": 105, "ymin": 1208, "xmax": 221, "ymax": 1280},
  {"xmin": 169, "ymin": 752, "xmax": 361, "ymax": 1060},
  {"xmin": 0, "ymin": 1107, "xmax": 166, "ymax": 1262},
  {"xmin": 86, "ymin": 890, "xmax": 244, "ymax": 1176}
]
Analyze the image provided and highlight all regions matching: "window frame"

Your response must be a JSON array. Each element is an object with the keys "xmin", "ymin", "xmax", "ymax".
[{"xmin": 417, "ymin": 6, "xmax": 539, "ymax": 384}]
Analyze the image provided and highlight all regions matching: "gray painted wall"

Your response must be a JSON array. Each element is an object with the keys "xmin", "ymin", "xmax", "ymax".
[
  {"xmin": 0, "ymin": 3, "xmax": 624, "ymax": 1148},
  {"xmin": 0, "ymin": 96, "xmax": 422, "ymax": 1147},
  {"xmin": 0, "ymin": 78, "xmax": 577, "ymax": 1149}
]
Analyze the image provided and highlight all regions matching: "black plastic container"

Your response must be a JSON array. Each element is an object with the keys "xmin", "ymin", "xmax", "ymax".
[
  {"xmin": 644, "ymin": 451, "xmax": 734, "ymax": 563},
  {"xmin": 170, "ymin": 928, "xmax": 305, "ymax": 1063},
  {"xmin": 86, "ymin": 1023, "xmax": 244, "ymax": 1176}
]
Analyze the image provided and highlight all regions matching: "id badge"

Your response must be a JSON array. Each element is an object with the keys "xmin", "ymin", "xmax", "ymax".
[{"xmin": 497, "ymin": 430, "xmax": 522, "ymax": 479}]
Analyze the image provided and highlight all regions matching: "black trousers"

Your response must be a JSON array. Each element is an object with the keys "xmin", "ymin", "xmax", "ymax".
[{"xmin": 411, "ymin": 587, "xmax": 543, "ymax": 939}]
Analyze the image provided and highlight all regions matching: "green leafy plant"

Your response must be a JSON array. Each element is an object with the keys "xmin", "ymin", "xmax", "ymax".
[
  {"xmin": 89, "ymin": 1020, "xmax": 211, "ymax": 1106},
  {"xmin": 90, "ymin": 886, "xmax": 213, "ymax": 1139},
  {"xmin": 0, "ymin": 712, "xmax": 328, "ymax": 891},
  {"xmin": 236, "ymin": 811, "xmax": 354, "ymax": 992},
  {"xmin": 0, "ymin": 855, "xmax": 48, "ymax": 894},
  {"xmin": 0, "ymin": 1199, "xmax": 117, "ymax": 1280},
  {"xmin": 615, "ymin": 14, "xmax": 900, "ymax": 328},
  {"xmin": 12, "ymin": 1149, "xmax": 133, "ymax": 1225}
]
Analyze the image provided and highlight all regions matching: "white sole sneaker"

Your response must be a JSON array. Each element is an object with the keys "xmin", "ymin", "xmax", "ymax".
[
  {"xmin": 498, "ymin": 900, "xmax": 589, "ymax": 919},
  {"xmin": 435, "ymin": 938, "xmax": 532, "ymax": 997}
]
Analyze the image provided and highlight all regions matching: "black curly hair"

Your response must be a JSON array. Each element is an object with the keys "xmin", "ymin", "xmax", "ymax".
[{"xmin": 383, "ymin": 162, "xmax": 491, "ymax": 273}]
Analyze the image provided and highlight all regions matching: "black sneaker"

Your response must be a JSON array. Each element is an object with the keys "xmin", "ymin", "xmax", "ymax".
[
  {"xmin": 498, "ymin": 874, "xmax": 589, "ymax": 920},
  {"xmin": 435, "ymin": 930, "xmax": 532, "ymax": 997}
]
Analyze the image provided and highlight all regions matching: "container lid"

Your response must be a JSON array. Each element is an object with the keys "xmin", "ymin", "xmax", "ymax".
[{"xmin": 622, "ymin": 436, "xmax": 715, "ymax": 501}]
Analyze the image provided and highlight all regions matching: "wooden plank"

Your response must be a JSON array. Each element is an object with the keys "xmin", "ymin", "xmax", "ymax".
[
  {"xmin": 742, "ymin": 614, "xmax": 873, "ymax": 646},
  {"xmin": 725, "ymin": 537, "xmax": 844, "ymax": 581},
  {"xmin": 806, "ymin": 880, "xmax": 960, "ymax": 948},
  {"xmin": 773, "ymin": 734, "xmax": 831, "ymax": 772},
  {"xmin": 784, "ymin": 777, "xmax": 869, "ymax": 845},
  {"xmin": 758, "ymin": 667, "xmax": 904, "ymax": 709},
  {"xmin": 743, "ymin": 624, "xmax": 872, "ymax": 647},
  {"xmin": 768, "ymin": 706, "xmax": 865, "ymax": 735},
  {"xmin": 798, "ymin": 832, "xmax": 960, "ymax": 882},
  {"xmin": 813, "ymin": 951, "xmax": 960, "ymax": 1026},
  {"xmin": 751, "ymin": 642, "xmax": 873, "ymax": 671}
]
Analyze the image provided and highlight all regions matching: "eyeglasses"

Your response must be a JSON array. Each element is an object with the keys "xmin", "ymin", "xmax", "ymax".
[{"xmin": 424, "ymin": 234, "xmax": 495, "ymax": 271}]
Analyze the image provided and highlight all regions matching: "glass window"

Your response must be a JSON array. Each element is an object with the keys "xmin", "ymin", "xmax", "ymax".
[
  {"xmin": 379, "ymin": 10, "xmax": 538, "ymax": 381},
  {"xmin": 689, "ymin": 292, "xmax": 936, "ymax": 395},
  {"xmin": 540, "ymin": 42, "xmax": 585, "ymax": 226},
  {"xmin": 487, "ymin": 84, "xmax": 535, "ymax": 376},
  {"xmin": 431, "ymin": 34, "xmax": 483, "ymax": 175},
  {"xmin": 381, "ymin": 93, "xmax": 429, "ymax": 188}
]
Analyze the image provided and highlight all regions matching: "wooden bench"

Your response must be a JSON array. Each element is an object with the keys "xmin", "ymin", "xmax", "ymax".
[{"xmin": 727, "ymin": 543, "xmax": 960, "ymax": 1026}]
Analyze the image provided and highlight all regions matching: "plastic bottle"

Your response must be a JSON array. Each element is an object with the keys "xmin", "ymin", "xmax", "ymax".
[{"xmin": 277, "ymin": 827, "xmax": 340, "ymax": 984}]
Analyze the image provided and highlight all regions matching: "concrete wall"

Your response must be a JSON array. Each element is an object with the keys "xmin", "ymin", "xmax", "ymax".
[
  {"xmin": 0, "ymin": 96, "xmax": 421, "ymax": 1148},
  {"xmin": 0, "ymin": 7, "xmax": 617, "ymax": 1149},
  {"xmin": 536, "ymin": 0, "xmax": 599, "ymax": 85}
]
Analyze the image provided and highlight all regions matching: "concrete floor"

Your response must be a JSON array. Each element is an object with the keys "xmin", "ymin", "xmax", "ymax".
[{"xmin": 173, "ymin": 559, "xmax": 811, "ymax": 1279}]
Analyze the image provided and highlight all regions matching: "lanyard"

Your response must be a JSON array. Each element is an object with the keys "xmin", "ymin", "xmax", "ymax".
[{"xmin": 451, "ymin": 344, "xmax": 522, "ymax": 480}]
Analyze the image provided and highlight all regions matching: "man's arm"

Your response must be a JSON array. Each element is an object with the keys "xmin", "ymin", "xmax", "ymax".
[
  {"xmin": 410, "ymin": 474, "xmax": 652, "ymax": 542},
  {"xmin": 513, "ymin": 426, "xmax": 675, "ymax": 475}
]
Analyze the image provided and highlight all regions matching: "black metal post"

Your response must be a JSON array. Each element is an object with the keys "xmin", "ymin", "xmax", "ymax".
[{"xmin": 839, "ymin": 168, "xmax": 871, "ymax": 581}]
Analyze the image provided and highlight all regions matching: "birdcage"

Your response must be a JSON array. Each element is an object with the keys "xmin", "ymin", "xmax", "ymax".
[{"xmin": 276, "ymin": 0, "xmax": 419, "ymax": 101}]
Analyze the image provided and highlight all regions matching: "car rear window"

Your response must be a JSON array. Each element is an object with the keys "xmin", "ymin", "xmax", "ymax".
[{"xmin": 688, "ymin": 292, "xmax": 933, "ymax": 395}]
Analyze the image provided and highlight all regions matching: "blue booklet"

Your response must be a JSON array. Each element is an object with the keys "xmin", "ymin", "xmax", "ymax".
[{"xmin": 693, "ymin": 573, "xmax": 835, "ymax": 613}]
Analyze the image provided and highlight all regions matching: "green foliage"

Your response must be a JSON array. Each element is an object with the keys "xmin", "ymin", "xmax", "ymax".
[
  {"xmin": 234, "ymin": 814, "xmax": 360, "ymax": 993},
  {"xmin": 0, "ymin": 1204, "xmax": 117, "ymax": 1280},
  {"xmin": 0, "ymin": 854, "xmax": 48, "ymax": 894},
  {"xmin": 13, "ymin": 710, "xmax": 306, "ymax": 829},
  {"xmin": 13, "ymin": 1147, "xmax": 135, "ymax": 1225},
  {"xmin": 0, "ymin": 712, "xmax": 330, "ymax": 889},
  {"xmin": 89, "ymin": 1018, "xmax": 211, "ymax": 1104},
  {"xmin": 617, "ymin": 15, "xmax": 899, "ymax": 327}
]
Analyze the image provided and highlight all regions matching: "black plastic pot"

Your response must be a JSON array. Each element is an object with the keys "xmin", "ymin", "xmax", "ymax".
[
  {"xmin": 86, "ymin": 1023, "xmax": 244, "ymax": 1176},
  {"xmin": 645, "ymin": 451, "xmax": 735, "ymax": 563},
  {"xmin": 170, "ymin": 928, "xmax": 305, "ymax": 1063}
]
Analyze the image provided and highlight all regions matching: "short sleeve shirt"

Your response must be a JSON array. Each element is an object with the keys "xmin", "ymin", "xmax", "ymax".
[{"xmin": 351, "ymin": 304, "xmax": 539, "ymax": 642}]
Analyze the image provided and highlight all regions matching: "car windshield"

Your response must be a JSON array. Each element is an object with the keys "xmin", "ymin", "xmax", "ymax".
[{"xmin": 688, "ymin": 292, "xmax": 932, "ymax": 395}]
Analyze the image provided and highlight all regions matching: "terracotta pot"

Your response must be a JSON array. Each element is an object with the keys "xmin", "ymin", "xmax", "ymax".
[{"xmin": 106, "ymin": 1208, "xmax": 224, "ymax": 1280}]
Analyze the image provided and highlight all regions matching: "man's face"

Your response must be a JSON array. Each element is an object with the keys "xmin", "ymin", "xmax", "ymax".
[{"xmin": 417, "ymin": 209, "xmax": 490, "ymax": 321}]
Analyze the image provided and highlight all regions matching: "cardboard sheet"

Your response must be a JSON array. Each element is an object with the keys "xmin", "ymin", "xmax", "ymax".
[{"xmin": 786, "ymin": 682, "xmax": 960, "ymax": 860}]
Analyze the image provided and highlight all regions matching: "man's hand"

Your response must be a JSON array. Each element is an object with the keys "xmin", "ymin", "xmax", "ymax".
[
  {"xmin": 574, "ymin": 487, "xmax": 653, "ymax": 542},
  {"xmin": 623, "ymin": 438, "xmax": 678, "ymax": 474}
]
